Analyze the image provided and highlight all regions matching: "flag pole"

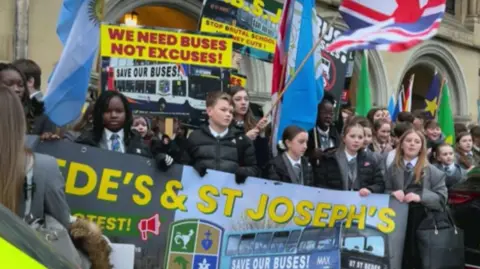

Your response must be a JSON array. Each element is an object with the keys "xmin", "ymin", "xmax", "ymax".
[
  {"xmin": 434, "ymin": 77, "xmax": 446, "ymax": 118},
  {"xmin": 264, "ymin": 14, "xmax": 339, "ymax": 118}
]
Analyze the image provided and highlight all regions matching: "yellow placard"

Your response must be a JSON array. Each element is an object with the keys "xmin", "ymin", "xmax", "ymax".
[
  {"xmin": 101, "ymin": 25, "xmax": 233, "ymax": 68},
  {"xmin": 200, "ymin": 17, "xmax": 276, "ymax": 53},
  {"xmin": 0, "ymin": 237, "xmax": 46, "ymax": 269},
  {"xmin": 230, "ymin": 74, "xmax": 247, "ymax": 87}
]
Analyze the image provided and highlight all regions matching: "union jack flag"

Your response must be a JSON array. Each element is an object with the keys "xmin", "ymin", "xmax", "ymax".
[{"xmin": 326, "ymin": 0, "xmax": 446, "ymax": 53}]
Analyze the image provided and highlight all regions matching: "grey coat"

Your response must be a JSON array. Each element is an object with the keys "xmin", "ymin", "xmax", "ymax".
[
  {"xmin": 385, "ymin": 163, "xmax": 448, "ymax": 211},
  {"xmin": 17, "ymin": 153, "xmax": 71, "ymax": 228}
]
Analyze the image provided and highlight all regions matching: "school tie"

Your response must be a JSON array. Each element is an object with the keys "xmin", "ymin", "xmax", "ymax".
[
  {"xmin": 293, "ymin": 163, "xmax": 302, "ymax": 184},
  {"xmin": 347, "ymin": 157, "xmax": 357, "ymax": 189},
  {"xmin": 406, "ymin": 162, "xmax": 413, "ymax": 171},
  {"xmin": 110, "ymin": 134, "xmax": 122, "ymax": 152}
]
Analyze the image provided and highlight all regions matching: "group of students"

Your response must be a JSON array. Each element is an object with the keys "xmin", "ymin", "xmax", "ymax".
[{"xmin": 1, "ymin": 56, "xmax": 480, "ymax": 268}]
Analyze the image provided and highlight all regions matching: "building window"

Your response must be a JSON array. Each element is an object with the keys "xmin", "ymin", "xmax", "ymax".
[{"xmin": 446, "ymin": 0, "xmax": 455, "ymax": 14}]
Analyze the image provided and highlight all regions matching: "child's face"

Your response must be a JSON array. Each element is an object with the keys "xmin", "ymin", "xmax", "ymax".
[
  {"xmin": 343, "ymin": 126, "xmax": 365, "ymax": 153},
  {"xmin": 437, "ymin": 145, "xmax": 454, "ymax": 165},
  {"xmin": 103, "ymin": 96, "xmax": 126, "ymax": 132},
  {"xmin": 425, "ymin": 126, "xmax": 441, "ymax": 141},
  {"xmin": 401, "ymin": 132, "xmax": 423, "ymax": 159},
  {"xmin": 207, "ymin": 99, "xmax": 233, "ymax": 128},
  {"xmin": 132, "ymin": 117, "xmax": 148, "ymax": 137},
  {"xmin": 373, "ymin": 110, "xmax": 383, "ymax": 122},
  {"xmin": 473, "ymin": 135, "xmax": 480, "ymax": 147},
  {"xmin": 286, "ymin": 132, "xmax": 308, "ymax": 157},
  {"xmin": 382, "ymin": 110, "xmax": 391, "ymax": 123},
  {"xmin": 376, "ymin": 123, "xmax": 391, "ymax": 143},
  {"xmin": 363, "ymin": 127, "xmax": 373, "ymax": 147},
  {"xmin": 232, "ymin": 90, "xmax": 249, "ymax": 117},
  {"xmin": 459, "ymin": 135, "xmax": 473, "ymax": 152}
]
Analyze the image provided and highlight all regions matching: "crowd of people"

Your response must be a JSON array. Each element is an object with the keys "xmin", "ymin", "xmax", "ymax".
[{"xmin": 0, "ymin": 58, "xmax": 479, "ymax": 268}]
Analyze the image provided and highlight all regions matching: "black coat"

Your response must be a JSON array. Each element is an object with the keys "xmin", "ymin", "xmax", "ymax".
[
  {"xmin": 313, "ymin": 149, "xmax": 385, "ymax": 193},
  {"xmin": 231, "ymin": 123, "xmax": 271, "ymax": 170},
  {"xmin": 75, "ymin": 129, "xmax": 151, "ymax": 158},
  {"xmin": 265, "ymin": 154, "xmax": 314, "ymax": 187},
  {"xmin": 183, "ymin": 125, "xmax": 259, "ymax": 177}
]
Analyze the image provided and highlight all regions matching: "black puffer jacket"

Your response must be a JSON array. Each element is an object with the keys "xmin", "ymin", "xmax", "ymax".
[{"xmin": 184, "ymin": 125, "xmax": 260, "ymax": 177}]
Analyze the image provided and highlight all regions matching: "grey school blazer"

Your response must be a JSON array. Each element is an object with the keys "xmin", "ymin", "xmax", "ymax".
[
  {"xmin": 16, "ymin": 153, "xmax": 71, "ymax": 228},
  {"xmin": 385, "ymin": 163, "xmax": 448, "ymax": 211}
]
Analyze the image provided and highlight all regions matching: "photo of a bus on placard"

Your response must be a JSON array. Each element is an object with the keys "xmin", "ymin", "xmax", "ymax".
[
  {"xmin": 220, "ymin": 222, "xmax": 389, "ymax": 269},
  {"xmin": 105, "ymin": 59, "xmax": 221, "ymax": 117}
]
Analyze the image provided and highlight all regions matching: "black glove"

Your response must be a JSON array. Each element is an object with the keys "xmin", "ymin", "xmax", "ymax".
[
  {"xmin": 193, "ymin": 163, "xmax": 208, "ymax": 177},
  {"xmin": 235, "ymin": 172, "xmax": 248, "ymax": 184},
  {"xmin": 155, "ymin": 153, "xmax": 174, "ymax": 172}
]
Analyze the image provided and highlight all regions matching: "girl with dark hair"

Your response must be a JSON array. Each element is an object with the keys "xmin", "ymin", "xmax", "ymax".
[
  {"xmin": 75, "ymin": 91, "xmax": 151, "ymax": 157},
  {"xmin": 384, "ymin": 129, "xmax": 447, "ymax": 268},
  {"xmin": 264, "ymin": 125, "xmax": 313, "ymax": 186},
  {"xmin": 372, "ymin": 119, "xmax": 393, "ymax": 154},
  {"xmin": 0, "ymin": 63, "xmax": 55, "ymax": 135},
  {"xmin": 433, "ymin": 143, "xmax": 467, "ymax": 189},
  {"xmin": 455, "ymin": 132, "xmax": 475, "ymax": 170},
  {"xmin": 366, "ymin": 108, "xmax": 384, "ymax": 125},
  {"xmin": 314, "ymin": 120, "xmax": 384, "ymax": 195},
  {"xmin": 229, "ymin": 86, "xmax": 270, "ymax": 168}
]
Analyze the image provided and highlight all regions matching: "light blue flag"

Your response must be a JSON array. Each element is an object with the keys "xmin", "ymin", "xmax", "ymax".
[
  {"xmin": 44, "ymin": 0, "xmax": 102, "ymax": 126},
  {"xmin": 387, "ymin": 92, "xmax": 396, "ymax": 120},
  {"xmin": 276, "ymin": 0, "xmax": 324, "ymax": 142}
]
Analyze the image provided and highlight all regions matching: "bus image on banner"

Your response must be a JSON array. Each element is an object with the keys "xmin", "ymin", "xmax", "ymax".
[
  {"xmin": 106, "ymin": 62, "xmax": 222, "ymax": 117},
  {"xmin": 220, "ymin": 223, "xmax": 389, "ymax": 269},
  {"xmin": 221, "ymin": 224, "xmax": 342, "ymax": 269}
]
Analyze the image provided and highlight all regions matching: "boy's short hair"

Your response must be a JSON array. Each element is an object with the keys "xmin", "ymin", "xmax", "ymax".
[
  {"xmin": 12, "ymin": 59, "xmax": 42, "ymax": 89},
  {"xmin": 424, "ymin": 119, "xmax": 440, "ymax": 130},
  {"xmin": 206, "ymin": 91, "xmax": 232, "ymax": 108},
  {"xmin": 471, "ymin": 125, "xmax": 480, "ymax": 138},
  {"xmin": 393, "ymin": 122, "xmax": 414, "ymax": 138},
  {"xmin": 397, "ymin": 112, "xmax": 415, "ymax": 123},
  {"xmin": 412, "ymin": 109, "xmax": 428, "ymax": 121}
]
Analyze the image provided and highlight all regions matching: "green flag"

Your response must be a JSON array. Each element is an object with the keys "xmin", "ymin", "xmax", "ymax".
[
  {"xmin": 356, "ymin": 51, "xmax": 371, "ymax": 116},
  {"xmin": 438, "ymin": 82, "xmax": 455, "ymax": 144}
]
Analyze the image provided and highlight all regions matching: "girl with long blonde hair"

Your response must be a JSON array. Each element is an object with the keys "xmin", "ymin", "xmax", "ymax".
[
  {"xmin": 0, "ymin": 87, "xmax": 70, "ymax": 227},
  {"xmin": 385, "ymin": 129, "xmax": 447, "ymax": 268}
]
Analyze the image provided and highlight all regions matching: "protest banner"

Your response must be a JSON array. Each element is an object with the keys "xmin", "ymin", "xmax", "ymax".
[
  {"xmin": 316, "ymin": 16, "xmax": 355, "ymax": 116},
  {"xmin": 200, "ymin": 0, "xmax": 282, "ymax": 63},
  {"xmin": 101, "ymin": 24, "xmax": 233, "ymax": 68},
  {"xmin": 34, "ymin": 140, "xmax": 408, "ymax": 269},
  {"xmin": 230, "ymin": 73, "xmax": 248, "ymax": 88}
]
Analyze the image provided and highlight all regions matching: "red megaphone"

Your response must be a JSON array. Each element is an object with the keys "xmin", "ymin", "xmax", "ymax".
[{"xmin": 138, "ymin": 213, "xmax": 161, "ymax": 241}]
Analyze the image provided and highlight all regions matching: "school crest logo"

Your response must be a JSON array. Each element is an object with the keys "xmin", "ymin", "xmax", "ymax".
[{"xmin": 165, "ymin": 219, "xmax": 224, "ymax": 269}]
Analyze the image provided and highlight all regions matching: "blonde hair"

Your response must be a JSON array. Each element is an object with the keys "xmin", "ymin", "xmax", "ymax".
[
  {"xmin": 0, "ymin": 87, "xmax": 27, "ymax": 212},
  {"xmin": 394, "ymin": 129, "xmax": 428, "ymax": 183}
]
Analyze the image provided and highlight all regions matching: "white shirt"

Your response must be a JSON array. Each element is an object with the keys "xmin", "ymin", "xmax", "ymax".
[
  {"xmin": 103, "ymin": 128, "xmax": 125, "ymax": 153},
  {"xmin": 444, "ymin": 163, "xmax": 456, "ymax": 172},
  {"xmin": 209, "ymin": 126, "xmax": 228, "ymax": 138},
  {"xmin": 285, "ymin": 152, "xmax": 302, "ymax": 167},
  {"xmin": 317, "ymin": 127, "xmax": 335, "ymax": 148},
  {"xmin": 345, "ymin": 151, "xmax": 357, "ymax": 162},
  {"xmin": 404, "ymin": 157, "xmax": 418, "ymax": 168},
  {"xmin": 30, "ymin": 91, "xmax": 42, "ymax": 100}
]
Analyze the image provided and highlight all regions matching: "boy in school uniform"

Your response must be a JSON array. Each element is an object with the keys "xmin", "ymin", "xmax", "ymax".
[{"xmin": 183, "ymin": 91, "xmax": 259, "ymax": 183}]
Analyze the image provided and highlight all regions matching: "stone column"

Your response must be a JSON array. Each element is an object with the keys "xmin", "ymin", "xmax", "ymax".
[
  {"xmin": 468, "ymin": 0, "xmax": 477, "ymax": 15},
  {"xmin": 14, "ymin": 0, "xmax": 30, "ymax": 59}
]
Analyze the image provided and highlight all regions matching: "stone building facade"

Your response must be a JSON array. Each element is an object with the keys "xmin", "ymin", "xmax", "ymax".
[{"xmin": 0, "ymin": 0, "xmax": 479, "ymax": 123}]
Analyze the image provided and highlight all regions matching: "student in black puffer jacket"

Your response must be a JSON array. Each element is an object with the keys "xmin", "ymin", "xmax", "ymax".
[
  {"xmin": 314, "ymin": 120, "xmax": 384, "ymax": 195},
  {"xmin": 182, "ymin": 92, "xmax": 259, "ymax": 183}
]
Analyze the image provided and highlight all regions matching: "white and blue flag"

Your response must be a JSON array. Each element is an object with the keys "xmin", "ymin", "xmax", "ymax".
[{"xmin": 44, "ymin": 0, "xmax": 103, "ymax": 126}]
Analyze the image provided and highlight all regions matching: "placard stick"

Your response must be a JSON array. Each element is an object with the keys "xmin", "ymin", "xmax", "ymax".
[
  {"xmin": 165, "ymin": 118, "xmax": 174, "ymax": 138},
  {"xmin": 263, "ymin": 14, "xmax": 339, "ymax": 118}
]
